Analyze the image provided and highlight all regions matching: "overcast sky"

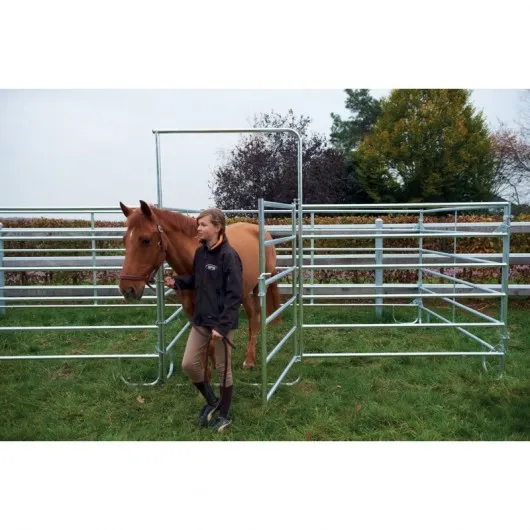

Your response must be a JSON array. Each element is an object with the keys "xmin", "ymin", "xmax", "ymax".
[{"xmin": 0, "ymin": 89, "xmax": 526, "ymax": 218}]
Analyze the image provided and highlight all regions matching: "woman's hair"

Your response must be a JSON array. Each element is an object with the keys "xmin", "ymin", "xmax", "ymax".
[{"xmin": 197, "ymin": 208, "xmax": 227, "ymax": 237}]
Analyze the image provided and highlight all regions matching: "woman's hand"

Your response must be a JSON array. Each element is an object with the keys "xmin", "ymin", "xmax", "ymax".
[
  {"xmin": 164, "ymin": 277, "xmax": 175, "ymax": 289},
  {"xmin": 212, "ymin": 329, "xmax": 223, "ymax": 341}
]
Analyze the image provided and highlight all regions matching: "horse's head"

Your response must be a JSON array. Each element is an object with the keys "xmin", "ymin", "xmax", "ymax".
[{"xmin": 119, "ymin": 200, "xmax": 168, "ymax": 300}]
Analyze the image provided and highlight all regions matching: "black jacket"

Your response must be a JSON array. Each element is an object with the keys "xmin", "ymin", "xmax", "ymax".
[{"xmin": 173, "ymin": 237, "xmax": 243, "ymax": 337}]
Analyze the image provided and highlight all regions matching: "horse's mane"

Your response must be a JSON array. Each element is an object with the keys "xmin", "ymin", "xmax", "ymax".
[{"xmin": 126, "ymin": 205, "xmax": 197, "ymax": 237}]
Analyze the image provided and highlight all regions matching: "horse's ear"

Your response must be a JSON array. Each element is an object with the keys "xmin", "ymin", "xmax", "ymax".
[
  {"xmin": 120, "ymin": 202, "xmax": 131, "ymax": 218},
  {"xmin": 139, "ymin": 200, "xmax": 153, "ymax": 219}
]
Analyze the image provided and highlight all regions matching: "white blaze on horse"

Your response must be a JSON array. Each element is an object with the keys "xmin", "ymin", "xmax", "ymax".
[{"xmin": 118, "ymin": 200, "xmax": 281, "ymax": 368}]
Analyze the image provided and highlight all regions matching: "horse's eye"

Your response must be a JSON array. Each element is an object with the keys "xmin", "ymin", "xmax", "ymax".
[{"xmin": 141, "ymin": 238, "xmax": 151, "ymax": 246}]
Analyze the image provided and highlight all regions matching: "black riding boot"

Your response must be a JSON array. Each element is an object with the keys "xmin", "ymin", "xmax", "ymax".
[
  {"xmin": 218, "ymin": 385, "xmax": 233, "ymax": 418},
  {"xmin": 193, "ymin": 381, "xmax": 218, "ymax": 406}
]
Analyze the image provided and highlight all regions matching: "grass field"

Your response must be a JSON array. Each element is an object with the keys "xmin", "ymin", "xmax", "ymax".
[{"xmin": 0, "ymin": 299, "xmax": 529, "ymax": 441}]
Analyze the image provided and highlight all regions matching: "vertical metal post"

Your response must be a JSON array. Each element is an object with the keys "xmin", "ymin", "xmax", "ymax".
[
  {"xmin": 417, "ymin": 210, "xmax": 424, "ymax": 323},
  {"xmin": 291, "ymin": 202, "xmax": 299, "ymax": 360},
  {"xmin": 155, "ymin": 132, "xmax": 163, "ymax": 209},
  {"xmin": 295, "ymin": 134, "xmax": 304, "ymax": 362},
  {"xmin": 375, "ymin": 218, "xmax": 383, "ymax": 319},
  {"xmin": 310, "ymin": 212, "xmax": 315, "ymax": 304},
  {"xmin": 259, "ymin": 274, "xmax": 268, "ymax": 406},
  {"xmin": 258, "ymin": 199, "xmax": 266, "ymax": 287},
  {"xmin": 0, "ymin": 222, "xmax": 5, "ymax": 316},
  {"xmin": 500, "ymin": 204, "xmax": 511, "ymax": 372},
  {"xmin": 91, "ymin": 213, "xmax": 98, "ymax": 306},
  {"xmin": 258, "ymin": 198, "xmax": 268, "ymax": 405},
  {"xmin": 154, "ymin": 132, "xmax": 166, "ymax": 378},
  {"xmin": 452, "ymin": 210, "xmax": 458, "ymax": 322}
]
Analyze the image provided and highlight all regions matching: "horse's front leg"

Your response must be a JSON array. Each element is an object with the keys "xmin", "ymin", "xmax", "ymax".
[{"xmin": 242, "ymin": 292, "xmax": 260, "ymax": 369}]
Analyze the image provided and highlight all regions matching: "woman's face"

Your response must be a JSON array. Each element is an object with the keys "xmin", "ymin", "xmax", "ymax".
[{"xmin": 197, "ymin": 215, "xmax": 221, "ymax": 244}]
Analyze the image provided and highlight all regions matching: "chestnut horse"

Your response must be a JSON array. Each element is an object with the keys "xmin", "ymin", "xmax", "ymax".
[{"xmin": 118, "ymin": 200, "xmax": 280, "ymax": 368}]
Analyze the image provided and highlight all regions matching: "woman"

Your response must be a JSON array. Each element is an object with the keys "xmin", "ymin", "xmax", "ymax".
[{"xmin": 164, "ymin": 208, "xmax": 243, "ymax": 432}]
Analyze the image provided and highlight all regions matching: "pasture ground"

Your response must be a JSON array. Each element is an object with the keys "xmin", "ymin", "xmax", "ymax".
[{"xmin": 0, "ymin": 299, "xmax": 529, "ymax": 441}]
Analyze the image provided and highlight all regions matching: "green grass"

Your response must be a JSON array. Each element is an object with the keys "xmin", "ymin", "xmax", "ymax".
[{"xmin": 0, "ymin": 299, "xmax": 529, "ymax": 441}]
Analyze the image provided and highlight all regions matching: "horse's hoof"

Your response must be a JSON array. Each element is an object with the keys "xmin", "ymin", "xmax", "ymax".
[{"xmin": 242, "ymin": 362, "xmax": 255, "ymax": 371}]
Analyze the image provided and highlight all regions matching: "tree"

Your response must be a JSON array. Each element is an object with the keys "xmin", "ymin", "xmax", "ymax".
[
  {"xmin": 353, "ymin": 89, "xmax": 495, "ymax": 203},
  {"xmin": 516, "ymin": 89, "xmax": 530, "ymax": 142},
  {"xmin": 330, "ymin": 89, "xmax": 383, "ymax": 153},
  {"xmin": 211, "ymin": 110, "xmax": 367, "ymax": 210},
  {"xmin": 492, "ymin": 122, "xmax": 530, "ymax": 205}
]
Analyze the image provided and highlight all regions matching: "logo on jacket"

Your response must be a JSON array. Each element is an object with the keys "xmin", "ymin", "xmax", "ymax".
[{"xmin": 206, "ymin": 264, "xmax": 217, "ymax": 271}]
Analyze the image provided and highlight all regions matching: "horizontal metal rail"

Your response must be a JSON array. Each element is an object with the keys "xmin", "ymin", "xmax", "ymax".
[
  {"xmin": 4, "ymin": 249, "xmax": 125, "ymax": 254},
  {"xmin": 302, "ymin": 351, "xmax": 503, "ymax": 358},
  {"xmin": 289, "ymin": 284, "xmax": 528, "ymax": 296},
  {"xmin": 302, "ymin": 201, "xmax": 509, "ymax": 208},
  {"xmin": 262, "ymin": 200, "xmax": 295, "ymax": 209},
  {"xmin": 421, "ymin": 269, "xmax": 501, "ymax": 295},
  {"xmin": 0, "ymin": 325, "xmax": 157, "ymax": 331},
  {"xmin": 420, "ymin": 304, "xmax": 496, "ymax": 351},
  {"xmin": 1, "ymin": 235, "xmax": 123, "ymax": 241},
  {"xmin": 0, "ymin": 266, "xmax": 123, "ymax": 272},
  {"xmin": 423, "ymin": 205, "xmax": 506, "ymax": 213},
  {"xmin": 303, "ymin": 226, "xmax": 418, "ymax": 232},
  {"xmin": 276, "ymin": 247, "xmax": 409, "ymax": 253},
  {"xmin": 265, "ymin": 266, "xmax": 296, "ymax": 286},
  {"xmin": 421, "ymin": 291, "xmax": 501, "ymax": 324},
  {"xmin": 0, "ymin": 353, "xmax": 159, "ymax": 360},
  {"xmin": 303, "ymin": 303, "xmax": 416, "ymax": 307},
  {"xmin": 2, "ymin": 304, "xmax": 163, "ymax": 309},
  {"xmin": 166, "ymin": 321, "xmax": 191, "ymax": 352},
  {"xmin": 269, "ymin": 221, "xmax": 528, "ymax": 235},
  {"xmin": 266, "ymin": 326, "xmax": 297, "ymax": 363},
  {"xmin": 265, "ymin": 294, "xmax": 297, "ymax": 325},
  {"xmin": 3, "ymin": 285, "xmax": 128, "ymax": 290},
  {"xmin": 421, "ymin": 249, "xmax": 500, "ymax": 265},
  {"xmin": 302, "ymin": 262, "xmax": 505, "ymax": 270},
  {"xmin": 301, "ymin": 292, "xmax": 503, "ymax": 299},
  {"xmin": 277, "ymin": 253, "xmax": 526, "ymax": 266},
  {"xmin": 267, "ymin": 354, "xmax": 298, "ymax": 401},
  {"xmin": 0, "ymin": 207, "xmax": 126, "ymax": 213},
  {"xmin": 164, "ymin": 306, "xmax": 184, "ymax": 325},
  {"xmin": 303, "ymin": 322, "xmax": 501, "ymax": 329},
  {"xmin": 2, "ymin": 227, "xmax": 125, "ymax": 234},
  {"xmin": 1, "ymin": 296, "xmax": 156, "ymax": 301},
  {"xmin": 302, "ymin": 232, "xmax": 506, "ymax": 239},
  {"xmin": 265, "ymin": 235, "xmax": 296, "ymax": 246}
]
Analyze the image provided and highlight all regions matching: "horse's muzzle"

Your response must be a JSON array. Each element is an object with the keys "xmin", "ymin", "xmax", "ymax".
[{"xmin": 120, "ymin": 284, "xmax": 144, "ymax": 300}]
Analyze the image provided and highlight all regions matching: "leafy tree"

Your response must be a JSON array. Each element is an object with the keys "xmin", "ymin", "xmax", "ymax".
[
  {"xmin": 211, "ymin": 110, "xmax": 367, "ymax": 209},
  {"xmin": 353, "ymin": 89, "xmax": 495, "ymax": 203},
  {"xmin": 330, "ymin": 89, "xmax": 383, "ymax": 153}
]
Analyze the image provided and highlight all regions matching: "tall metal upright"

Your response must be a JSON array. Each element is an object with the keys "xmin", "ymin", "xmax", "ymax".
[
  {"xmin": 500, "ymin": 203, "xmax": 511, "ymax": 371},
  {"xmin": 295, "ymin": 132, "xmax": 304, "ymax": 361},
  {"xmin": 154, "ymin": 131, "xmax": 166, "ymax": 381},
  {"xmin": 417, "ymin": 210, "xmax": 424, "ymax": 323},
  {"xmin": 91, "ymin": 213, "xmax": 98, "ymax": 306},
  {"xmin": 258, "ymin": 198, "xmax": 268, "ymax": 404},
  {"xmin": 375, "ymin": 218, "xmax": 383, "ymax": 319},
  {"xmin": 292, "ymin": 201, "xmax": 299, "ymax": 362}
]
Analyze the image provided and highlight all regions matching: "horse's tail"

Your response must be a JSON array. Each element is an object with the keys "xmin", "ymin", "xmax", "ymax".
[{"xmin": 265, "ymin": 232, "xmax": 282, "ymax": 325}]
